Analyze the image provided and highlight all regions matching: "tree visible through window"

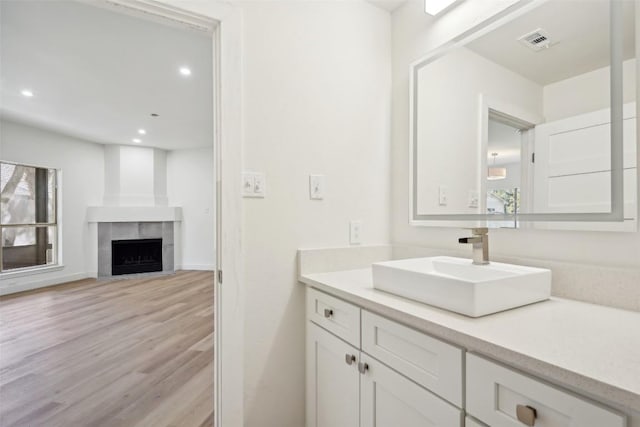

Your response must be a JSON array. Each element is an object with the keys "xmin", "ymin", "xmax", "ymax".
[{"xmin": 0, "ymin": 162, "xmax": 58, "ymax": 272}]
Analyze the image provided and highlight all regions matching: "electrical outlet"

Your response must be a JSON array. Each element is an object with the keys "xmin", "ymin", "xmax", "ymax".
[
  {"xmin": 439, "ymin": 185, "xmax": 448, "ymax": 206},
  {"xmin": 349, "ymin": 220, "xmax": 362, "ymax": 245},
  {"xmin": 468, "ymin": 190, "xmax": 479, "ymax": 208},
  {"xmin": 309, "ymin": 175, "xmax": 325, "ymax": 200}
]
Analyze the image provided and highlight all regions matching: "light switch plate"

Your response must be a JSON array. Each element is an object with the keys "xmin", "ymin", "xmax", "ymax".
[
  {"xmin": 243, "ymin": 172, "xmax": 265, "ymax": 198},
  {"xmin": 309, "ymin": 175, "xmax": 325, "ymax": 200},
  {"xmin": 349, "ymin": 220, "xmax": 362, "ymax": 245}
]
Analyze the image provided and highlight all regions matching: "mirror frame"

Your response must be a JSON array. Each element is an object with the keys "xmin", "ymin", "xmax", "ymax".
[{"xmin": 409, "ymin": 0, "xmax": 627, "ymax": 225}]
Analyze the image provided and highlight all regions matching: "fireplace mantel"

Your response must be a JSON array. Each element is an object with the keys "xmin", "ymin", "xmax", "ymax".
[{"xmin": 87, "ymin": 206, "xmax": 182, "ymax": 223}]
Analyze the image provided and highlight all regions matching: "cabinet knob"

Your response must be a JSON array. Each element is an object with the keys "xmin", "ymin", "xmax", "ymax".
[
  {"xmin": 345, "ymin": 354, "xmax": 356, "ymax": 365},
  {"xmin": 516, "ymin": 404, "xmax": 537, "ymax": 426},
  {"xmin": 323, "ymin": 308, "xmax": 334, "ymax": 318},
  {"xmin": 358, "ymin": 362, "xmax": 369, "ymax": 374}
]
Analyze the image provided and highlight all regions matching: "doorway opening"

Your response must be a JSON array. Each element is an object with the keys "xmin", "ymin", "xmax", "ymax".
[
  {"xmin": 486, "ymin": 111, "xmax": 535, "ymax": 228},
  {"xmin": 481, "ymin": 104, "xmax": 538, "ymax": 229},
  {"xmin": 0, "ymin": 1, "xmax": 219, "ymax": 425}
]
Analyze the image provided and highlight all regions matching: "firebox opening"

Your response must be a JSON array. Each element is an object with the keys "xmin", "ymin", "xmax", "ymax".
[{"xmin": 112, "ymin": 238, "xmax": 163, "ymax": 276}]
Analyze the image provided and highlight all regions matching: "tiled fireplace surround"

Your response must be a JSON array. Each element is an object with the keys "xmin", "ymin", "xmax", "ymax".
[{"xmin": 97, "ymin": 222, "xmax": 174, "ymax": 277}]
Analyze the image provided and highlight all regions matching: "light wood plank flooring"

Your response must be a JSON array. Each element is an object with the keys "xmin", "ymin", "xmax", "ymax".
[{"xmin": 0, "ymin": 271, "xmax": 214, "ymax": 427}]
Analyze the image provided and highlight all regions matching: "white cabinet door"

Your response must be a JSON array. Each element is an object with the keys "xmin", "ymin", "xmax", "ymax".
[
  {"xmin": 306, "ymin": 322, "xmax": 360, "ymax": 427},
  {"xmin": 360, "ymin": 354, "xmax": 462, "ymax": 427},
  {"xmin": 361, "ymin": 310, "xmax": 463, "ymax": 406}
]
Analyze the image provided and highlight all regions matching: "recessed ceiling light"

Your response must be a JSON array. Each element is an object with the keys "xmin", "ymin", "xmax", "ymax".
[
  {"xmin": 179, "ymin": 67, "xmax": 192, "ymax": 76},
  {"xmin": 132, "ymin": 138, "xmax": 142, "ymax": 143},
  {"xmin": 425, "ymin": 0, "xmax": 458, "ymax": 15},
  {"xmin": 138, "ymin": 129, "xmax": 146, "ymax": 135},
  {"xmin": 21, "ymin": 89, "xmax": 34, "ymax": 97}
]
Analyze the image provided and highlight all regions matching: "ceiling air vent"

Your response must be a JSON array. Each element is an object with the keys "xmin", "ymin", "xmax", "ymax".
[{"xmin": 518, "ymin": 28, "xmax": 551, "ymax": 52}]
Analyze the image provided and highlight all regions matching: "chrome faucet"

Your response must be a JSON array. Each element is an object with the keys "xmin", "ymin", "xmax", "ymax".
[{"xmin": 458, "ymin": 228, "xmax": 490, "ymax": 265}]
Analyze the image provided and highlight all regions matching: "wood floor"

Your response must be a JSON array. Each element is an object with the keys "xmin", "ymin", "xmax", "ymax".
[{"xmin": 0, "ymin": 271, "xmax": 215, "ymax": 427}]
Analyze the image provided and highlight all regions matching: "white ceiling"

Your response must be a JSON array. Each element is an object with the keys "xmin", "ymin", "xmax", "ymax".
[
  {"xmin": 367, "ymin": 0, "xmax": 408, "ymax": 13},
  {"xmin": 0, "ymin": 1, "xmax": 213, "ymax": 150},
  {"xmin": 467, "ymin": 0, "xmax": 636, "ymax": 86}
]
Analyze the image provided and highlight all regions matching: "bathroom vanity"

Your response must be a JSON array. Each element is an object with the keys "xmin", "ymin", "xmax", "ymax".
[{"xmin": 300, "ymin": 266, "xmax": 640, "ymax": 427}]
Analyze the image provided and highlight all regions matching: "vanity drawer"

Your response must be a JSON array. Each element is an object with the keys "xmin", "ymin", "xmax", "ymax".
[
  {"xmin": 361, "ymin": 310, "xmax": 463, "ymax": 407},
  {"xmin": 306, "ymin": 288, "xmax": 360, "ymax": 347},
  {"xmin": 466, "ymin": 354, "xmax": 626, "ymax": 427}
]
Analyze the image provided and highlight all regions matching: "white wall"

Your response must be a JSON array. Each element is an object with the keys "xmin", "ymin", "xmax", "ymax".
[
  {"xmin": 544, "ymin": 59, "xmax": 637, "ymax": 121},
  {"xmin": 0, "ymin": 119, "xmax": 104, "ymax": 293},
  {"xmin": 167, "ymin": 147, "xmax": 215, "ymax": 270},
  {"xmin": 239, "ymin": 1, "xmax": 391, "ymax": 426},
  {"xmin": 392, "ymin": 0, "xmax": 640, "ymax": 268}
]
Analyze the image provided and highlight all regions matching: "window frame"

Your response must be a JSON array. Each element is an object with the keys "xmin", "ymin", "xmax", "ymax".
[{"xmin": 0, "ymin": 160, "xmax": 61, "ymax": 274}]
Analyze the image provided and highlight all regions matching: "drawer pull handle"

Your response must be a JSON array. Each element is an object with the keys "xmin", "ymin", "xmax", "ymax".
[
  {"xmin": 345, "ymin": 354, "xmax": 356, "ymax": 365},
  {"xmin": 358, "ymin": 362, "xmax": 369, "ymax": 374},
  {"xmin": 516, "ymin": 404, "xmax": 537, "ymax": 426},
  {"xmin": 323, "ymin": 308, "xmax": 334, "ymax": 318}
]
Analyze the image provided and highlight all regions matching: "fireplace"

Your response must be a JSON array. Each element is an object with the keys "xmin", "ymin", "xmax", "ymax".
[
  {"xmin": 111, "ymin": 238, "xmax": 163, "ymax": 275},
  {"xmin": 96, "ymin": 222, "xmax": 174, "ymax": 277}
]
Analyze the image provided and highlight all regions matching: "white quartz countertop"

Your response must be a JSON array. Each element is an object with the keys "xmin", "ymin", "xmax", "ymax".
[{"xmin": 300, "ymin": 268, "xmax": 640, "ymax": 411}]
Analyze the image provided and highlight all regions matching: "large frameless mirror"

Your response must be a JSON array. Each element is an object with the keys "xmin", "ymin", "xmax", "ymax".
[{"xmin": 410, "ymin": 0, "xmax": 637, "ymax": 230}]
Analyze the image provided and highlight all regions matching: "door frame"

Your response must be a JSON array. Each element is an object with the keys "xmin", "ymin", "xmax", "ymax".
[{"xmin": 92, "ymin": 1, "xmax": 244, "ymax": 426}]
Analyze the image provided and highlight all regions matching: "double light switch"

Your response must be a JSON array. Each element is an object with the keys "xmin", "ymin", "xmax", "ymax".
[{"xmin": 243, "ymin": 172, "xmax": 266, "ymax": 198}]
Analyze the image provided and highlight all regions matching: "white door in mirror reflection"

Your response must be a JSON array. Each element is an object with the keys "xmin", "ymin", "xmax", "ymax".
[{"xmin": 532, "ymin": 103, "xmax": 637, "ymax": 230}]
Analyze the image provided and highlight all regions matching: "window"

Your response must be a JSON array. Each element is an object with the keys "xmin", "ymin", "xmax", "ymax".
[{"xmin": 1, "ymin": 161, "xmax": 58, "ymax": 273}]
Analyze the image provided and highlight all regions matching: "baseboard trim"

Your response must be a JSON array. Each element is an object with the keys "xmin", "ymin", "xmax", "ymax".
[
  {"xmin": 0, "ymin": 272, "xmax": 90, "ymax": 296},
  {"xmin": 177, "ymin": 264, "xmax": 216, "ymax": 271}
]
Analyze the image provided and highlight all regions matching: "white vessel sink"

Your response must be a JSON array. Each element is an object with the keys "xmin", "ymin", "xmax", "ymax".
[{"xmin": 371, "ymin": 256, "xmax": 551, "ymax": 317}]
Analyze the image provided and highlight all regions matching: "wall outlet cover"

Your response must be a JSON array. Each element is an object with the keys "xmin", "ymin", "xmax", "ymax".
[
  {"xmin": 349, "ymin": 220, "xmax": 362, "ymax": 245},
  {"xmin": 438, "ymin": 185, "xmax": 448, "ymax": 206}
]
